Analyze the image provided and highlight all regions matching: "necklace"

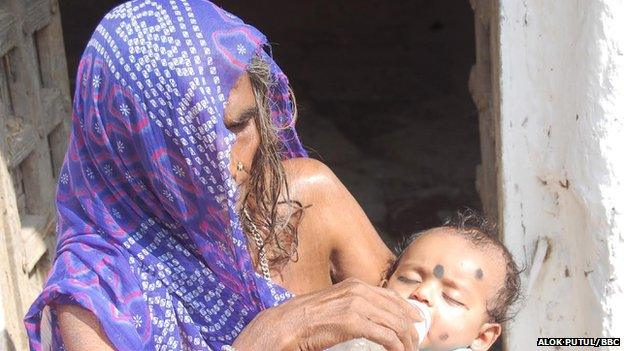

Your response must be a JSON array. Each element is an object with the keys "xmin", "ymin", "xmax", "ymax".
[{"xmin": 242, "ymin": 208, "xmax": 271, "ymax": 280}]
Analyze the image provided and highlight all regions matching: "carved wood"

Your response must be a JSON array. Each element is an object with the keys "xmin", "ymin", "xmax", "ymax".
[{"xmin": 0, "ymin": 0, "xmax": 70, "ymax": 349}]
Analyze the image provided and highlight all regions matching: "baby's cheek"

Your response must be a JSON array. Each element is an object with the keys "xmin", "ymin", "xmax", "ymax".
[
  {"xmin": 429, "ymin": 316, "xmax": 462, "ymax": 345},
  {"xmin": 425, "ymin": 307, "xmax": 473, "ymax": 350}
]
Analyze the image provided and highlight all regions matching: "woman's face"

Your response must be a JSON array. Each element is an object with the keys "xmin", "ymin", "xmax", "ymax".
[{"xmin": 224, "ymin": 73, "xmax": 261, "ymax": 185}]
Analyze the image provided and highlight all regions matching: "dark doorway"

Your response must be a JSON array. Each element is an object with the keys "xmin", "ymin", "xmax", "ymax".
[{"xmin": 59, "ymin": 0, "xmax": 480, "ymax": 245}]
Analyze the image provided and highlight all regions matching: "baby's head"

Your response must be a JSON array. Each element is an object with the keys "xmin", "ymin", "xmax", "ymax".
[{"xmin": 384, "ymin": 210, "xmax": 521, "ymax": 351}]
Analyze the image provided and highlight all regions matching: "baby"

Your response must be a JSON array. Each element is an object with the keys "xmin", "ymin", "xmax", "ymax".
[{"xmin": 332, "ymin": 210, "xmax": 521, "ymax": 351}]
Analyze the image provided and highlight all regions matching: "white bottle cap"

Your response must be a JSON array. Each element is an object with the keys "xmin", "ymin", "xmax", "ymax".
[{"xmin": 407, "ymin": 299, "xmax": 432, "ymax": 346}]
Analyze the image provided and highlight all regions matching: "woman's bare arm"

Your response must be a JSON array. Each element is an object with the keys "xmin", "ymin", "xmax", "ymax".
[
  {"xmin": 283, "ymin": 158, "xmax": 394, "ymax": 286},
  {"xmin": 57, "ymin": 304, "xmax": 115, "ymax": 351}
]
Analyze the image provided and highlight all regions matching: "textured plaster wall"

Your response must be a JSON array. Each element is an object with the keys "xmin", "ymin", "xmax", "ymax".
[
  {"xmin": 0, "ymin": 293, "xmax": 6, "ymax": 349},
  {"xmin": 498, "ymin": 0, "xmax": 624, "ymax": 349}
]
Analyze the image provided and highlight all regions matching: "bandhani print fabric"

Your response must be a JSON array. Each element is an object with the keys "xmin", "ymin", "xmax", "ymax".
[{"xmin": 24, "ymin": 0, "xmax": 306, "ymax": 349}]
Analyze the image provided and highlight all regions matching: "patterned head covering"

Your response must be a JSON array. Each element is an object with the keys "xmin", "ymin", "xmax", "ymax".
[{"xmin": 24, "ymin": 0, "xmax": 306, "ymax": 349}]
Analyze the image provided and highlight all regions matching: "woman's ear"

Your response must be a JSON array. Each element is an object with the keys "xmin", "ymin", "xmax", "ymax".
[{"xmin": 469, "ymin": 322, "xmax": 501, "ymax": 351}]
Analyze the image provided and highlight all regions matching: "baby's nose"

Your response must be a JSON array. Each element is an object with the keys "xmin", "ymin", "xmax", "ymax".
[
  {"xmin": 410, "ymin": 286, "xmax": 433, "ymax": 307},
  {"xmin": 410, "ymin": 293, "xmax": 429, "ymax": 306}
]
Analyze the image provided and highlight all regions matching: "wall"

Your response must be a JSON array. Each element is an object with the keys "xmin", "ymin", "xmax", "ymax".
[
  {"xmin": 0, "ymin": 295, "xmax": 8, "ymax": 350},
  {"xmin": 497, "ymin": 0, "xmax": 624, "ymax": 349}
]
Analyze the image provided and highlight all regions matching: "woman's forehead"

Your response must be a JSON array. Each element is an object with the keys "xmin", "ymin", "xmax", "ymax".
[{"xmin": 224, "ymin": 74, "xmax": 255, "ymax": 122}]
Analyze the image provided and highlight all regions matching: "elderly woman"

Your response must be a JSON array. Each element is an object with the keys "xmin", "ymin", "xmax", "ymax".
[{"xmin": 25, "ymin": 1, "xmax": 422, "ymax": 350}]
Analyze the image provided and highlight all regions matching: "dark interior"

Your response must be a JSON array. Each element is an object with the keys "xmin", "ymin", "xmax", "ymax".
[{"xmin": 59, "ymin": 0, "xmax": 480, "ymax": 245}]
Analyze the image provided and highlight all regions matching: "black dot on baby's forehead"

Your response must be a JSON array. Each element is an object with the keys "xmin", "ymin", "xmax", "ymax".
[
  {"xmin": 433, "ymin": 264, "xmax": 444, "ymax": 278},
  {"xmin": 475, "ymin": 268, "xmax": 484, "ymax": 280}
]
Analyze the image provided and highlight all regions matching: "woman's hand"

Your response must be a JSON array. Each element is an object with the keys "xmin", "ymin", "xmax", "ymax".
[{"xmin": 232, "ymin": 278, "xmax": 423, "ymax": 351}]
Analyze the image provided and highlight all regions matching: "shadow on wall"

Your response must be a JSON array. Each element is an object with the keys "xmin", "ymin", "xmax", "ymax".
[
  {"xmin": 1, "ymin": 329, "xmax": 16, "ymax": 351},
  {"xmin": 60, "ymin": 0, "xmax": 481, "ymax": 245}
]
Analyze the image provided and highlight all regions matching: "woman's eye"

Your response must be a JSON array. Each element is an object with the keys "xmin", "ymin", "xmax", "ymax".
[{"xmin": 226, "ymin": 120, "xmax": 250, "ymax": 132}]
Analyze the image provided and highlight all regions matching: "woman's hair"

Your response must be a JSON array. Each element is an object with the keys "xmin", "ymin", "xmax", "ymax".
[
  {"xmin": 387, "ymin": 208, "xmax": 522, "ymax": 323},
  {"xmin": 240, "ymin": 54, "xmax": 304, "ymax": 269}
]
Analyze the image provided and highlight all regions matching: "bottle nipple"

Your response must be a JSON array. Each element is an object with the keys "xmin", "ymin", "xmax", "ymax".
[{"xmin": 407, "ymin": 299, "xmax": 432, "ymax": 346}]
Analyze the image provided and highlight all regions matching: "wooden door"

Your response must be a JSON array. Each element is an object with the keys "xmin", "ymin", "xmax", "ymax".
[
  {"xmin": 0, "ymin": 0, "xmax": 70, "ymax": 349},
  {"xmin": 469, "ymin": 0, "xmax": 502, "ymax": 222}
]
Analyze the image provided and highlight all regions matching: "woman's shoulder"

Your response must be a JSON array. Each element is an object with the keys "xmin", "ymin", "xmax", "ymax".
[
  {"xmin": 281, "ymin": 157, "xmax": 339, "ymax": 202},
  {"xmin": 281, "ymin": 158, "xmax": 393, "ymax": 285},
  {"xmin": 282, "ymin": 157, "xmax": 332, "ymax": 177}
]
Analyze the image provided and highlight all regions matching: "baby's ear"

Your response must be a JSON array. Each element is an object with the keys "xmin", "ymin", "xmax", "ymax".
[{"xmin": 469, "ymin": 322, "xmax": 501, "ymax": 351}]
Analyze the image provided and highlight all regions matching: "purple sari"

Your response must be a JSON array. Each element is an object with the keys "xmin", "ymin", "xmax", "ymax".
[{"xmin": 24, "ymin": 0, "xmax": 306, "ymax": 349}]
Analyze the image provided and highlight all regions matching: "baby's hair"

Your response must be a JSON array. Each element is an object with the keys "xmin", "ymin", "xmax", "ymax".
[{"xmin": 387, "ymin": 208, "xmax": 522, "ymax": 324}]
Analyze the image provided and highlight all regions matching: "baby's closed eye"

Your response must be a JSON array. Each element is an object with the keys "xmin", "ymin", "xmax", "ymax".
[
  {"xmin": 397, "ymin": 275, "xmax": 421, "ymax": 284},
  {"xmin": 442, "ymin": 293, "xmax": 465, "ymax": 307}
]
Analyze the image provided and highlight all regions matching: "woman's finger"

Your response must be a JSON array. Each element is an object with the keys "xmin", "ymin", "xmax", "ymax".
[
  {"xmin": 355, "ymin": 297, "xmax": 417, "ymax": 351},
  {"xmin": 341, "ymin": 281, "xmax": 420, "ymax": 348},
  {"xmin": 364, "ymin": 284, "xmax": 424, "ymax": 322},
  {"xmin": 340, "ymin": 278, "xmax": 423, "ymax": 322}
]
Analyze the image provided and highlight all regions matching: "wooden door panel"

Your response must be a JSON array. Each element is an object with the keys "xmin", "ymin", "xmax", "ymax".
[{"xmin": 0, "ymin": 0, "xmax": 70, "ymax": 349}]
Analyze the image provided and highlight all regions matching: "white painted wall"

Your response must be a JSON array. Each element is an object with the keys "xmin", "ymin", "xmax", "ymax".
[
  {"xmin": 0, "ymin": 291, "xmax": 7, "ymax": 350},
  {"xmin": 498, "ymin": 0, "xmax": 624, "ymax": 349}
]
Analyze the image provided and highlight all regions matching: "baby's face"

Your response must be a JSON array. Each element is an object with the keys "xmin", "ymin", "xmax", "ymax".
[{"xmin": 386, "ymin": 228, "xmax": 505, "ymax": 351}]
